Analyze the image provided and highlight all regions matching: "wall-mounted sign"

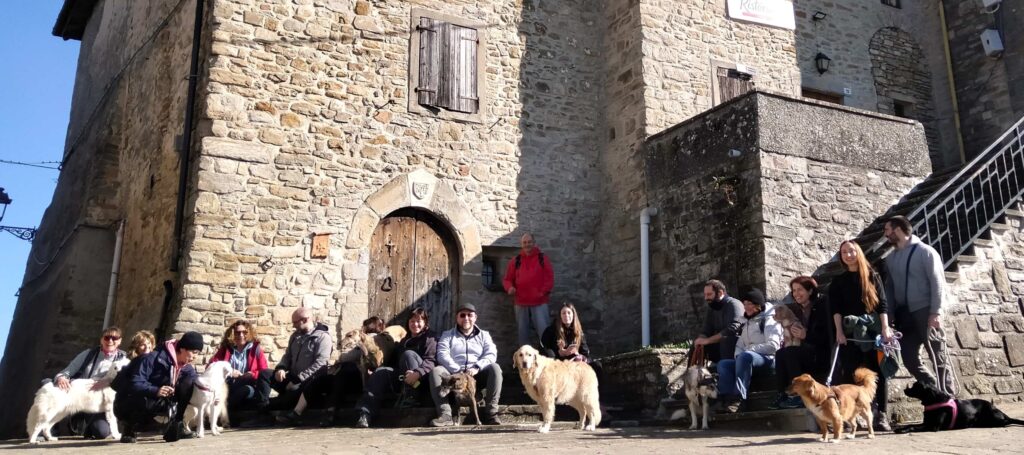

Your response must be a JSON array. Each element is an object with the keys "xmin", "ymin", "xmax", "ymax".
[
  {"xmin": 727, "ymin": 0, "xmax": 795, "ymax": 30},
  {"xmin": 312, "ymin": 233, "xmax": 330, "ymax": 259}
]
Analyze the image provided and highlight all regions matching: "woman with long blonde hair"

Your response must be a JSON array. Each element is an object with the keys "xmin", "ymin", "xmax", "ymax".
[{"xmin": 828, "ymin": 240, "xmax": 893, "ymax": 431}]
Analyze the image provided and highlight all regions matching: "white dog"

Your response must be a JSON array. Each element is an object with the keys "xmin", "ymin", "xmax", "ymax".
[
  {"xmin": 512, "ymin": 345, "xmax": 601, "ymax": 433},
  {"xmin": 682, "ymin": 365, "xmax": 718, "ymax": 430},
  {"xmin": 182, "ymin": 361, "xmax": 233, "ymax": 438},
  {"xmin": 26, "ymin": 359, "xmax": 129, "ymax": 444}
]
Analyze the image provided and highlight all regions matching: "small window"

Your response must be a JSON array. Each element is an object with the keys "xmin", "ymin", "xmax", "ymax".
[
  {"xmin": 881, "ymin": 0, "xmax": 901, "ymax": 8},
  {"xmin": 408, "ymin": 9, "xmax": 485, "ymax": 122},
  {"xmin": 801, "ymin": 88, "xmax": 844, "ymax": 105},
  {"xmin": 893, "ymin": 100, "xmax": 914, "ymax": 119},
  {"xmin": 481, "ymin": 259, "xmax": 497, "ymax": 291}
]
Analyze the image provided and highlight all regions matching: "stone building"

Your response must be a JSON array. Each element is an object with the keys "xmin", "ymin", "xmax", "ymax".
[{"xmin": 2, "ymin": 0, "xmax": 1022, "ymax": 437}]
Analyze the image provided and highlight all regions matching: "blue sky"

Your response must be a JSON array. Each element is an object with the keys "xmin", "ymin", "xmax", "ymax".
[{"xmin": 0, "ymin": 2, "xmax": 79, "ymax": 357}]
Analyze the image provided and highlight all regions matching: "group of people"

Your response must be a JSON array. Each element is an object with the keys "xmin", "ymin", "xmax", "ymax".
[{"xmin": 695, "ymin": 215, "xmax": 955, "ymax": 431}]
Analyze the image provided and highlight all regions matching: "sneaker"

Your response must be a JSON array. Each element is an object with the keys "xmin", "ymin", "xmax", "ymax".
[
  {"xmin": 430, "ymin": 414, "xmax": 454, "ymax": 427},
  {"xmin": 725, "ymin": 399, "xmax": 743, "ymax": 414},
  {"xmin": 275, "ymin": 410, "xmax": 303, "ymax": 427},
  {"xmin": 770, "ymin": 392, "xmax": 787, "ymax": 409},
  {"xmin": 319, "ymin": 410, "xmax": 337, "ymax": 428},
  {"xmin": 480, "ymin": 413, "xmax": 502, "ymax": 425},
  {"xmin": 779, "ymin": 395, "xmax": 804, "ymax": 409},
  {"xmin": 355, "ymin": 413, "xmax": 370, "ymax": 428}
]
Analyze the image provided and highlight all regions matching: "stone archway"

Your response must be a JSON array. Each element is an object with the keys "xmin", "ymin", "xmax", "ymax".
[{"xmin": 342, "ymin": 170, "xmax": 482, "ymax": 331}]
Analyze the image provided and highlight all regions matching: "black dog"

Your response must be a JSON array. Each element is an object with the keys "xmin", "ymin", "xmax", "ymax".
[{"xmin": 896, "ymin": 381, "xmax": 1024, "ymax": 433}]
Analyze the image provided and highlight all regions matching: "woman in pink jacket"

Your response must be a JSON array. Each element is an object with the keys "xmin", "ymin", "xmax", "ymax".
[{"xmin": 210, "ymin": 320, "xmax": 270, "ymax": 412}]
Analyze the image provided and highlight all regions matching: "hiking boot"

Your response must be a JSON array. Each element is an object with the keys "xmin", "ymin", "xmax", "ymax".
[
  {"xmin": 480, "ymin": 413, "xmax": 502, "ymax": 425},
  {"xmin": 319, "ymin": 409, "xmax": 338, "ymax": 428},
  {"xmin": 430, "ymin": 414, "xmax": 454, "ymax": 427},
  {"xmin": 120, "ymin": 424, "xmax": 137, "ymax": 444},
  {"xmin": 873, "ymin": 413, "xmax": 892, "ymax": 432},
  {"xmin": 275, "ymin": 410, "xmax": 303, "ymax": 427},
  {"xmin": 396, "ymin": 387, "xmax": 421, "ymax": 408},
  {"xmin": 356, "ymin": 412, "xmax": 370, "ymax": 428},
  {"xmin": 162, "ymin": 420, "xmax": 194, "ymax": 443},
  {"xmin": 770, "ymin": 392, "xmax": 787, "ymax": 409}
]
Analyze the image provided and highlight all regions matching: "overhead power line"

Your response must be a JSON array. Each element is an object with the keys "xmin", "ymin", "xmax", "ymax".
[{"xmin": 0, "ymin": 159, "xmax": 61, "ymax": 170}]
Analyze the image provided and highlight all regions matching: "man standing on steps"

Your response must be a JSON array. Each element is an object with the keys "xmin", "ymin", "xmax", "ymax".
[
  {"xmin": 503, "ymin": 233, "xmax": 555, "ymax": 348},
  {"xmin": 883, "ymin": 215, "xmax": 957, "ymax": 394}
]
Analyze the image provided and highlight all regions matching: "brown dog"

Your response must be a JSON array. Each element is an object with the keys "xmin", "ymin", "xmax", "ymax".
[
  {"xmin": 772, "ymin": 304, "xmax": 804, "ymax": 347},
  {"xmin": 438, "ymin": 372, "xmax": 481, "ymax": 426},
  {"xmin": 788, "ymin": 368, "xmax": 878, "ymax": 442},
  {"xmin": 336, "ymin": 325, "xmax": 407, "ymax": 385}
]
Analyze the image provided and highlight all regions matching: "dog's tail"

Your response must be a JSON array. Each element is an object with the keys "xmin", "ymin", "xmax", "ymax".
[
  {"xmin": 853, "ymin": 367, "xmax": 878, "ymax": 399},
  {"xmin": 1006, "ymin": 417, "xmax": 1024, "ymax": 426}
]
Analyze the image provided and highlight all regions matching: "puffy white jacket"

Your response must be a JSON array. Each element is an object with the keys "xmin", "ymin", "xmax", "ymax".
[{"xmin": 734, "ymin": 304, "xmax": 783, "ymax": 358}]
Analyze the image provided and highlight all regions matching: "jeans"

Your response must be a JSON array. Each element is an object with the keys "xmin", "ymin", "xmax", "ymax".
[
  {"xmin": 357, "ymin": 351, "xmax": 426, "ymax": 417},
  {"xmin": 895, "ymin": 306, "xmax": 955, "ymax": 393},
  {"xmin": 717, "ymin": 351, "xmax": 774, "ymax": 399},
  {"xmin": 515, "ymin": 303, "xmax": 551, "ymax": 348},
  {"xmin": 429, "ymin": 363, "xmax": 503, "ymax": 417}
]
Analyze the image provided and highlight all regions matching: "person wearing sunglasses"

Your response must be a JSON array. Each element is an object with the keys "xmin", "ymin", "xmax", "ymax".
[
  {"xmin": 209, "ymin": 320, "xmax": 269, "ymax": 415},
  {"xmin": 429, "ymin": 303, "xmax": 502, "ymax": 426},
  {"xmin": 50, "ymin": 326, "xmax": 128, "ymax": 440}
]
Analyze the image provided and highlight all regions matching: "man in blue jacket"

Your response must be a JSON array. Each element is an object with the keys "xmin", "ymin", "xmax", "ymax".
[
  {"xmin": 428, "ymin": 303, "xmax": 502, "ymax": 426},
  {"xmin": 112, "ymin": 331, "xmax": 204, "ymax": 443}
]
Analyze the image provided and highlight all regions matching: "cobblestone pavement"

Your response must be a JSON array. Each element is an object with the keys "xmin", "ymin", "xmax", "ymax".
[{"xmin": 2, "ymin": 423, "xmax": 1023, "ymax": 454}]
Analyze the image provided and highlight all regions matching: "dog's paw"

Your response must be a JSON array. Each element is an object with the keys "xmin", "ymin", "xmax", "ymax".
[
  {"xmin": 687, "ymin": 423, "xmax": 698, "ymax": 430},
  {"xmin": 867, "ymin": 433, "xmax": 875, "ymax": 439},
  {"xmin": 110, "ymin": 433, "xmax": 121, "ymax": 440},
  {"xmin": 845, "ymin": 433, "xmax": 855, "ymax": 439},
  {"xmin": 701, "ymin": 425, "xmax": 710, "ymax": 431},
  {"xmin": 584, "ymin": 424, "xmax": 596, "ymax": 431},
  {"xmin": 537, "ymin": 424, "xmax": 551, "ymax": 434}
]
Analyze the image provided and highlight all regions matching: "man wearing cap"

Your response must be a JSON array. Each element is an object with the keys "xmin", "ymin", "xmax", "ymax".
[
  {"xmin": 428, "ymin": 303, "xmax": 502, "ymax": 426},
  {"xmin": 111, "ymin": 331, "xmax": 204, "ymax": 443},
  {"xmin": 715, "ymin": 289, "xmax": 782, "ymax": 413}
]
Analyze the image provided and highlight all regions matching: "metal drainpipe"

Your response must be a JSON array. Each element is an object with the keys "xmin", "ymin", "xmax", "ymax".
[
  {"xmin": 640, "ymin": 207, "xmax": 658, "ymax": 347},
  {"xmin": 102, "ymin": 220, "xmax": 126, "ymax": 329},
  {"xmin": 171, "ymin": 0, "xmax": 206, "ymax": 272}
]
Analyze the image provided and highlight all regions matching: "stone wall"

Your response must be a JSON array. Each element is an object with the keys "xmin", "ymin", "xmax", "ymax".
[
  {"xmin": 599, "ymin": 348, "xmax": 688, "ymax": 412},
  {"xmin": 644, "ymin": 91, "xmax": 930, "ymax": 344},
  {"xmin": 179, "ymin": 0, "xmax": 606, "ymax": 364},
  {"xmin": 793, "ymin": 0, "xmax": 960, "ymax": 169},
  {"xmin": 869, "ymin": 27, "xmax": 941, "ymax": 161},
  {"xmin": 0, "ymin": 0, "xmax": 197, "ymax": 438},
  {"xmin": 943, "ymin": 0, "xmax": 1024, "ymax": 157}
]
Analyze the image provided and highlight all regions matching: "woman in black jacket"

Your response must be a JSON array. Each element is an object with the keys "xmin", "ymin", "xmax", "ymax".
[
  {"xmin": 540, "ymin": 303, "xmax": 602, "ymax": 380},
  {"xmin": 772, "ymin": 276, "xmax": 832, "ymax": 409},
  {"xmin": 351, "ymin": 307, "xmax": 438, "ymax": 428},
  {"xmin": 829, "ymin": 240, "xmax": 893, "ymax": 431}
]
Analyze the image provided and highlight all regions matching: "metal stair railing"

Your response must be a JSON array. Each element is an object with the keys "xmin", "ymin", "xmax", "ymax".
[{"xmin": 864, "ymin": 114, "xmax": 1024, "ymax": 269}]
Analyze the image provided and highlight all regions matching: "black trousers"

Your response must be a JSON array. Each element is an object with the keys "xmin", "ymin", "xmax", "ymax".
[
  {"xmin": 837, "ymin": 344, "xmax": 888, "ymax": 412},
  {"xmin": 226, "ymin": 374, "xmax": 271, "ymax": 410},
  {"xmin": 774, "ymin": 345, "xmax": 827, "ymax": 393},
  {"xmin": 113, "ymin": 375, "xmax": 195, "ymax": 432},
  {"xmin": 257, "ymin": 368, "xmax": 328, "ymax": 411}
]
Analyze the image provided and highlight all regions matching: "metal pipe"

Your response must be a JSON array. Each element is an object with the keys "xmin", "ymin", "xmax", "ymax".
[
  {"xmin": 171, "ymin": 0, "xmax": 206, "ymax": 272},
  {"xmin": 103, "ymin": 220, "xmax": 126, "ymax": 328},
  {"xmin": 640, "ymin": 207, "xmax": 658, "ymax": 347}
]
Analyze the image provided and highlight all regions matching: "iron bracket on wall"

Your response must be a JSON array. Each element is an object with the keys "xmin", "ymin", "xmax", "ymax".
[{"xmin": 0, "ymin": 225, "xmax": 36, "ymax": 242}]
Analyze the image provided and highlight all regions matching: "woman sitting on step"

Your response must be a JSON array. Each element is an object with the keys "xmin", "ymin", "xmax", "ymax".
[
  {"xmin": 771, "ymin": 276, "xmax": 833, "ymax": 409},
  {"xmin": 541, "ymin": 303, "xmax": 603, "ymax": 378},
  {"xmin": 716, "ymin": 289, "xmax": 782, "ymax": 413}
]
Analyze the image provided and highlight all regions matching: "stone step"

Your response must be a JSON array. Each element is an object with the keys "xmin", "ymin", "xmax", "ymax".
[
  {"xmin": 231, "ymin": 403, "xmax": 589, "ymax": 429},
  {"xmin": 945, "ymin": 271, "xmax": 960, "ymax": 283},
  {"xmin": 709, "ymin": 408, "xmax": 809, "ymax": 432}
]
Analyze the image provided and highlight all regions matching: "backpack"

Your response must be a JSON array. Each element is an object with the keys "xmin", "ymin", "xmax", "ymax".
[{"xmin": 515, "ymin": 252, "xmax": 545, "ymax": 270}]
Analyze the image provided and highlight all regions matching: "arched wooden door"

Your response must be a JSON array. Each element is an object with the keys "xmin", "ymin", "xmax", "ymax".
[{"xmin": 368, "ymin": 209, "xmax": 458, "ymax": 331}]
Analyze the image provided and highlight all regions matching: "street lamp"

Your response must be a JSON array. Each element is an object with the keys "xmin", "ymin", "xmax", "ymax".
[
  {"xmin": 815, "ymin": 52, "xmax": 832, "ymax": 75},
  {"xmin": 0, "ymin": 187, "xmax": 37, "ymax": 242}
]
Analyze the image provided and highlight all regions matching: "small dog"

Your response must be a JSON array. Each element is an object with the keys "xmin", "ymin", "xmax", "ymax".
[
  {"xmin": 182, "ymin": 361, "xmax": 233, "ymax": 438},
  {"xmin": 681, "ymin": 365, "xmax": 718, "ymax": 430},
  {"xmin": 26, "ymin": 359, "xmax": 129, "ymax": 444},
  {"xmin": 896, "ymin": 381, "xmax": 1024, "ymax": 432},
  {"xmin": 337, "ymin": 325, "xmax": 407, "ymax": 371},
  {"xmin": 513, "ymin": 345, "xmax": 601, "ymax": 433},
  {"xmin": 772, "ymin": 304, "xmax": 804, "ymax": 347},
  {"xmin": 437, "ymin": 372, "xmax": 481, "ymax": 426},
  {"xmin": 788, "ymin": 368, "xmax": 877, "ymax": 442}
]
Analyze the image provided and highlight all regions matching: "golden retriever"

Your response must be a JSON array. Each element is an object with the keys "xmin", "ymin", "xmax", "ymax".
[
  {"xmin": 788, "ymin": 367, "xmax": 878, "ymax": 442},
  {"xmin": 512, "ymin": 345, "xmax": 600, "ymax": 433}
]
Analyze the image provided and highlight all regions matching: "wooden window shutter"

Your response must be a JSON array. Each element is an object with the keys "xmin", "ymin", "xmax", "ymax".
[
  {"xmin": 417, "ymin": 17, "xmax": 440, "ymax": 107},
  {"xmin": 452, "ymin": 25, "xmax": 479, "ymax": 113}
]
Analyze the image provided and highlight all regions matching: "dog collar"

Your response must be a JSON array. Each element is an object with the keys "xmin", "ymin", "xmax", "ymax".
[{"xmin": 924, "ymin": 398, "xmax": 957, "ymax": 430}]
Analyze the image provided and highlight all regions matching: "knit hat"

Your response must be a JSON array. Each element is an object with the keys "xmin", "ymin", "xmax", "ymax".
[
  {"xmin": 743, "ymin": 289, "xmax": 767, "ymax": 310},
  {"xmin": 178, "ymin": 331, "xmax": 204, "ymax": 351}
]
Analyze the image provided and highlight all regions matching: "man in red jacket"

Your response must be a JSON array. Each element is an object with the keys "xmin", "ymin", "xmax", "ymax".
[{"xmin": 502, "ymin": 233, "xmax": 555, "ymax": 348}]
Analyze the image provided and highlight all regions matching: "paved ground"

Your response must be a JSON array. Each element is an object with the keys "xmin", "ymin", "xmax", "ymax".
[{"xmin": 3, "ymin": 423, "xmax": 1023, "ymax": 454}]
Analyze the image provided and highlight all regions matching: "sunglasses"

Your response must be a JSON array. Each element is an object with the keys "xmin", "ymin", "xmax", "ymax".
[
  {"xmin": 234, "ymin": 330, "xmax": 248, "ymax": 335},
  {"xmin": 457, "ymin": 313, "xmax": 474, "ymax": 319},
  {"xmin": 103, "ymin": 336, "xmax": 121, "ymax": 342},
  {"xmin": 292, "ymin": 317, "xmax": 309, "ymax": 324}
]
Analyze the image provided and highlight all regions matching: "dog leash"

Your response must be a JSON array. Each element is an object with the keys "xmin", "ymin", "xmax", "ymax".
[
  {"xmin": 825, "ymin": 345, "xmax": 840, "ymax": 387},
  {"xmin": 926, "ymin": 326, "xmax": 961, "ymax": 396},
  {"xmin": 825, "ymin": 332, "xmax": 902, "ymax": 387}
]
